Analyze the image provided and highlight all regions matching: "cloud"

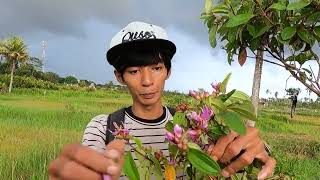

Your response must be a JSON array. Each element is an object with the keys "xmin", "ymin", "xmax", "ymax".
[{"xmin": 0, "ymin": 0, "xmax": 208, "ymax": 42}]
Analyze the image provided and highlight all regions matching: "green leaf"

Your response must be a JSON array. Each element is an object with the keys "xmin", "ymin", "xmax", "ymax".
[
  {"xmin": 204, "ymin": 0, "xmax": 213, "ymax": 14},
  {"xmin": 209, "ymin": 24, "xmax": 218, "ymax": 48},
  {"xmin": 200, "ymin": 134, "xmax": 209, "ymax": 144},
  {"xmin": 285, "ymin": 51, "xmax": 315, "ymax": 65},
  {"xmin": 208, "ymin": 125, "xmax": 226, "ymax": 136},
  {"xmin": 314, "ymin": 26, "xmax": 320, "ymax": 38},
  {"xmin": 227, "ymin": 52, "xmax": 232, "ymax": 65},
  {"xmin": 226, "ymin": 13, "xmax": 255, "ymax": 27},
  {"xmin": 298, "ymin": 30, "xmax": 313, "ymax": 45},
  {"xmin": 187, "ymin": 148, "xmax": 220, "ymax": 175},
  {"xmin": 133, "ymin": 137, "xmax": 142, "ymax": 148},
  {"xmin": 210, "ymin": 98, "xmax": 227, "ymax": 112},
  {"xmin": 148, "ymin": 154, "xmax": 163, "ymax": 176},
  {"xmin": 287, "ymin": 0, "xmax": 310, "ymax": 10},
  {"xmin": 307, "ymin": 12, "xmax": 320, "ymax": 23},
  {"xmin": 229, "ymin": 90, "xmax": 251, "ymax": 102},
  {"xmin": 173, "ymin": 112, "xmax": 187, "ymax": 127},
  {"xmin": 247, "ymin": 24, "xmax": 256, "ymax": 37},
  {"xmin": 254, "ymin": 23, "xmax": 271, "ymax": 38},
  {"xmin": 124, "ymin": 152, "xmax": 140, "ymax": 180},
  {"xmin": 227, "ymin": 28, "xmax": 237, "ymax": 43},
  {"xmin": 216, "ymin": 111, "xmax": 246, "ymax": 135},
  {"xmin": 165, "ymin": 121, "xmax": 174, "ymax": 132},
  {"xmin": 220, "ymin": 89, "xmax": 236, "ymax": 102},
  {"xmin": 220, "ymin": 72, "xmax": 231, "ymax": 93},
  {"xmin": 228, "ymin": 100, "xmax": 257, "ymax": 121},
  {"xmin": 187, "ymin": 142, "xmax": 201, "ymax": 150},
  {"xmin": 269, "ymin": 2, "xmax": 287, "ymax": 10},
  {"xmin": 249, "ymin": 38, "xmax": 260, "ymax": 51},
  {"xmin": 281, "ymin": 26, "xmax": 296, "ymax": 40},
  {"xmin": 212, "ymin": 4, "xmax": 230, "ymax": 14}
]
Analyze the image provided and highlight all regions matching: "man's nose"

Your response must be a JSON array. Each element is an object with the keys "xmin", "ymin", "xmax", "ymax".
[{"xmin": 141, "ymin": 68, "xmax": 153, "ymax": 87}]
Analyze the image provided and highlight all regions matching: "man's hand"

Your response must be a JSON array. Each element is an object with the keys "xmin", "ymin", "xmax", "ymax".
[
  {"xmin": 48, "ymin": 140, "xmax": 126, "ymax": 180},
  {"xmin": 207, "ymin": 127, "xmax": 276, "ymax": 180}
]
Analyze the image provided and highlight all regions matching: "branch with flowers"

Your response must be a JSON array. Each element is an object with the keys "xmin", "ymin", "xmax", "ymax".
[{"xmin": 114, "ymin": 73, "xmax": 262, "ymax": 180}]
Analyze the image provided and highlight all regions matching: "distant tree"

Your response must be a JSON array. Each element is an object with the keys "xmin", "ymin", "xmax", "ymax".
[
  {"xmin": 266, "ymin": 89, "xmax": 270, "ymax": 97},
  {"xmin": 0, "ymin": 36, "xmax": 29, "ymax": 93},
  {"xmin": 275, "ymin": 91, "xmax": 279, "ymax": 99},
  {"xmin": 286, "ymin": 87, "xmax": 301, "ymax": 96},
  {"xmin": 27, "ymin": 57, "xmax": 43, "ymax": 71},
  {"xmin": 0, "ymin": 61, "xmax": 11, "ymax": 74},
  {"xmin": 64, "ymin": 76, "xmax": 78, "ymax": 84},
  {"xmin": 42, "ymin": 72, "xmax": 60, "ymax": 84}
]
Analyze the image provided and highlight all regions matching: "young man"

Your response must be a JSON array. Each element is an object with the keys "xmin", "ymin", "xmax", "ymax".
[{"xmin": 48, "ymin": 22, "xmax": 275, "ymax": 180}]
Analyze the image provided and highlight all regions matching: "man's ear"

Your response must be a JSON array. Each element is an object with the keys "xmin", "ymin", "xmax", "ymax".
[
  {"xmin": 114, "ymin": 70, "xmax": 126, "ymax": 85},
  {"xmin": 166, "ymin": 69, "xmax": 171, "ymax": 80}
]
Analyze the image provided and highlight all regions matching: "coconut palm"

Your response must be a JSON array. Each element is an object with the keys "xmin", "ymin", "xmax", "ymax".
[{"xmin": 0, "ymin": 36, "xmax": 29, "ymax": 93}]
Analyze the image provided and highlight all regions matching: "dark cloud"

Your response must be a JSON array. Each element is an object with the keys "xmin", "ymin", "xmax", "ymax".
[{"xmin": 0, "ymin": 0, "xmax": 209, "ymax": 41}]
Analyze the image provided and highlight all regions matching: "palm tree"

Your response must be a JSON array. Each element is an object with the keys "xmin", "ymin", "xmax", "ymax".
[{"xmin": 0, "ymin": 36, "xmax": 29, "ymax": 93}]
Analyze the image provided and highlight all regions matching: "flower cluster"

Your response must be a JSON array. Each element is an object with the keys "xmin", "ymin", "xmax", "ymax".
[
  {"xmin": 165, "ymin": 125, "xmax": 188, "ymax": 151},
  {"xmin": 112, "ymin": 122, "xmax": 130, "ymax": 140}
]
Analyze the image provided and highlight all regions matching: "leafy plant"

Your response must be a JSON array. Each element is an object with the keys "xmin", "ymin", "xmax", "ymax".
[{"xmin": 115, "ymin": 73, "xmax": 261, "ymax": 179}]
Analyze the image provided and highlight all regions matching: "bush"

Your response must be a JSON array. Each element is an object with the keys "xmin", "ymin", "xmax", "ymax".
[
  {"xmin": 0, "ymin": 82, "xmax": 7, "ymax": 92},
  {"xmin": 0, "ymin": 74, "xmax": 59, "ymax": 90}
]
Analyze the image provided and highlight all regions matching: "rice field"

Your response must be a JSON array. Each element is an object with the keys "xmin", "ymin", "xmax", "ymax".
[{"xmin": 0, "ymin": 88, "xmax": 319, "ymax": 179}]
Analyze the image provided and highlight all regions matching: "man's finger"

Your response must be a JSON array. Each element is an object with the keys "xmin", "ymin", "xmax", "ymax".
[
  {"xmin": 208, "ymin": 131, "xmax": 238, "ymax": 160},
  {"xmin": 48, "ymin": 156, "xmax": 102, "ymax": 180},
  {"xmin": 105, "ymin": 139, "xmax": 126, "ymax": 155},
  {"xmin": 220, "ymin": 128, "xmax": 260, "ymax": 163},
  {"xmin": 221, "ymin": 142, "xmax": 261, "ymax": 177},
  {"xmin": 256, "ymin": 152, "xmax": 276, "ymax": 180},
  {"xmin": 61, "ymin": 143, "xmax": 116, "ymax": 174},
  {"xmin": 105, "ymin": 140, "xmax": 126, "ymax": 180}
]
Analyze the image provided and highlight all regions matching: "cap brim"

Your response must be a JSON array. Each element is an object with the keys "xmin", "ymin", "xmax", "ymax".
[{"xmin": 106, "ymin": 39, "xmax": 176, "ymax": 66}]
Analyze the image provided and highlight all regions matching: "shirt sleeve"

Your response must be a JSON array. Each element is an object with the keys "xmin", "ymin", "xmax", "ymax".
[{"xmin": 82, "ymin": 114, "xmax": 109, "ymax": 153}]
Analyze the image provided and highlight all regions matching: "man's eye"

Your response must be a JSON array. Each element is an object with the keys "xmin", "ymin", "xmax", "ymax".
[
  {"xmin": 129, "ymin": 70, "xmax": 138, "ymax": 74},
  {"xmin": 153, "ymin": 66, "xmax": 162, "ymax": 71}
]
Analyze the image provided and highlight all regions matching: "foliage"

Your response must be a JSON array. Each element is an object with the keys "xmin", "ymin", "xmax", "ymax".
[
  {"xmin": 201, "ymin": 0, "xmax": 320, "ymax": 96},
  {"xmin": 42, "ymin": 72, "xmax": 60, "ymax": 84},
  {"xmin": 118, "ymin": 74, "xmax": 260, "ymax": 179},
  {"xmin": 64, "ymin": 76, "xmax": 78, "ymax": 84},
  {"xmin": 0, "ymin": 74, "xmax": 59, "ymax": 90},
  {"xmin": 0, "ymin": 36, "xmax": 30, "ymax": 92}
]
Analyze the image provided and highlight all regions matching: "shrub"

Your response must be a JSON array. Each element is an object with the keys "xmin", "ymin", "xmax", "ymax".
[{"xmin": 0, "ymin": 74, "xmax": 59, "ymax": 90}]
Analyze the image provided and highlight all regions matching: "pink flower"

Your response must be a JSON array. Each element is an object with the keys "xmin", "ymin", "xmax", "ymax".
[
  {"xmin": 200, "ymin": 106, "xmax": 213, "ymax": 121},
  {"xmin": 189, "ymin": 90, "xmax": 200, "ymax": 100},
  {"xmin": 174, "ymin": 124, "xmax": 183, "ymax": 138},
  {"xmin": 188, "ymin": 129, "xmax": 199, "ymax": 139},
  {"xmin": 211, "ymin": 83, "xmax": 220, "ymax": 93},
  {"xmin": 165, "ymin": 132, "xmax": 175, "ymax": 142},
  {"xmin": 204, "ymin": 91, "xmax": 210, "ymax": 98},
  {"xmin": 189, "ymin": 90, "xmax": 197, "ymax": 97},
  {"xmin": 191, "ymin": 111, "xmax": 200, "ymax": 122},
  {"xmin": 112, "ymin": 123, "xmax": 130, "ymax": 139}
]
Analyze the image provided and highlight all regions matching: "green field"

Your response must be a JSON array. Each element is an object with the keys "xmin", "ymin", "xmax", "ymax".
[{"xmin": 0, "ymin": 88, "xmax": 319, "ymax": 180}]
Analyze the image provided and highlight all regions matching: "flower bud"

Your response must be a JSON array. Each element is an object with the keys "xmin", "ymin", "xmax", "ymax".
[{"xmin": 174, "ymin": 124, "xmax": 183, "ymax": 138}]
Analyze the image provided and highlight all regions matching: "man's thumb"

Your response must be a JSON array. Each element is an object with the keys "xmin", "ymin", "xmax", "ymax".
[{"xmin": 105, "ymin": 139, "xmax": 126, "ymax": 155}]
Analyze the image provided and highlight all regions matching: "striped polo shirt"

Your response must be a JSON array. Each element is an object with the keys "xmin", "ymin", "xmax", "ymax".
[
  {"xmin": 82, "ymin": 106, "xmax": 172, "ymax": 153},
  {"xmin": 82, "ymin": 106, "xmax": 176, "ymax": 178}
]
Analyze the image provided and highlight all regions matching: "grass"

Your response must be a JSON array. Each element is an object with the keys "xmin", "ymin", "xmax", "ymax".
[{"xmin": 0, "ymin": 88, "xmax": 319, "ymax": 179}]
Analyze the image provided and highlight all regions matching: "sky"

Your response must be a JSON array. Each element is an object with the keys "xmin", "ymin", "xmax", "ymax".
[{"xmin": 0, "ymin": 0, "xmax": 318, "ymax": 100}]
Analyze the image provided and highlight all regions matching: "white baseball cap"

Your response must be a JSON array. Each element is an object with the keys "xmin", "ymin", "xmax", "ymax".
[{"xmin": 106, "ymin": 21, "xmax": 176, "ymax": 66}]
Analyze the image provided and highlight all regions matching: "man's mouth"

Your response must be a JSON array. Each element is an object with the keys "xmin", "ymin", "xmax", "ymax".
[{"xmin": 140, "ymin": 92, "xmax": 156, "ymax": 99}]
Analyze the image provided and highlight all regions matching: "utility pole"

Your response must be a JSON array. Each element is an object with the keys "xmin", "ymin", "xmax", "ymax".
[{"xmin": 41, "ymin": 40, "xmax": 47, "ymax": 72}]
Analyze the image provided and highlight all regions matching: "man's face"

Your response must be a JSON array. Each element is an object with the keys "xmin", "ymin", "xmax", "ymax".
[{"xmin": 115, "ymin": 62, "xmax": 170, "ymax": 107}]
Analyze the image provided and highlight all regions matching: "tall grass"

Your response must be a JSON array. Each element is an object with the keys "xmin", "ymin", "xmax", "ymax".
[{"xmin": 0, "ymin": 88, "xmax": 319, "ymax": 179}]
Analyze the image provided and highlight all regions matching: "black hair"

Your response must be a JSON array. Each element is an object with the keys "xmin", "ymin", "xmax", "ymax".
[{"xmin": 113, "ymin": 49, "xmax": 172, "ymax": 76}]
